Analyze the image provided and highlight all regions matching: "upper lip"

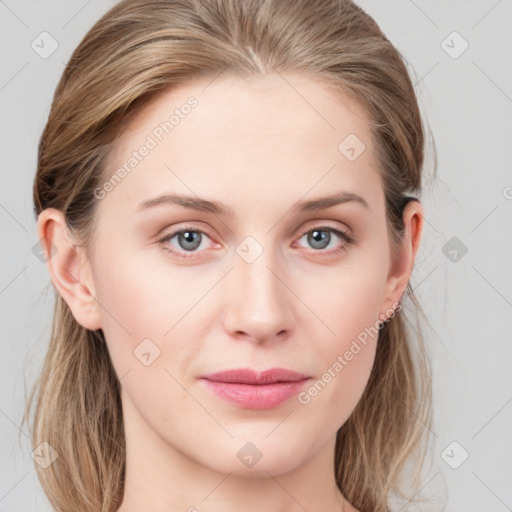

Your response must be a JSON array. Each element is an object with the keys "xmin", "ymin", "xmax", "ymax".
[{"xmin": 201, "ymin": 368, "xmax": 310, "ymax": 385}]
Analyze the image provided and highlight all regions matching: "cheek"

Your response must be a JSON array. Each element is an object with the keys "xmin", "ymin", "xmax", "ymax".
[
  {"xmin": 92, "ymin": 246, "xmax": 207, "ymax": 337},
  {"xmin": 92, "ymin": 256, "xmax": 202, "ymax": 429},
  {"xmin": 296, "ymin": 292, "xmax": 380, "ymax": 437},
  {"xmin": 90, "ymin": 251, "xmax": 185, "ymax": 371},
  {"xmin": 90, "ymin": 245, "xmax": 224, "ymax": 397},
  {"xmin": 306, "ymin": 259, "xmax": 387, "ymax": 347},
  {"xmin": 298, "ymin": 258, "xmax": 386, "ymax": 409}
]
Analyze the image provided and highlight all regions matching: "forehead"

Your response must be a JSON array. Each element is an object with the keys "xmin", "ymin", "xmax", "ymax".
[{"xmin": 102, "ymin": 72, "xmax": 383, "ymax": 214}]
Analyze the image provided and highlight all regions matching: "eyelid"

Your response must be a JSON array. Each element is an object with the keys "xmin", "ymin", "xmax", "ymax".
[
  {"xmin": 157, "ymin": 224, "xmax": 217, "ymax": 250},
  {"xmin": 156, "ymin": 222, "xmax": 214, "ymax": 243},
  {"xmin": 298, "ymin": 220, "xmax": 354, "ymax": 242},
  {"xmin": 157, "ymin": 220, "xmax": 354, "ymax": 258}
]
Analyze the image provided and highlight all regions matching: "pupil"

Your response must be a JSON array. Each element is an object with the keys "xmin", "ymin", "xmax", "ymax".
[
  {"xmin": 309, "ymin": 229, "xmax": 329, "ymax": 249},
  {"xmin": 180, "ymin": 231, "xmax": 201, "ymax": 250}
]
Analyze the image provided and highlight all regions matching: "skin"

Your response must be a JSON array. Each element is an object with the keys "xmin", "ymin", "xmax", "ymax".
[{"xmin": 38, "ymin": 72, "xmax": 423, "ymax": 512}]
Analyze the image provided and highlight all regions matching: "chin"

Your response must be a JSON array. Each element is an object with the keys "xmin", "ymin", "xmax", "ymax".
[{"xmin": 195, "ymin": 436, "xmax": 310, "ymax": 477}]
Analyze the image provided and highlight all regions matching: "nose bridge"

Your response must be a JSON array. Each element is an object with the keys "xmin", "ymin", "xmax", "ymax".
[
  {"xmin": 224, "ymin": 235, "xmax": 293, "ymax": 340},
  {"xmin": 236, "ymin": 237, "xmax": 285, "ymax": 310}
]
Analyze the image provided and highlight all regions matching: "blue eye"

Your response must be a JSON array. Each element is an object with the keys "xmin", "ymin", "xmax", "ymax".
[
  {"xmin": 158, "ymin": 227, "xmax": 213, "ymax": 258},
  {"xmin": 158, "ymin": 224, "xmax": 354, "ymax": 259},
  {"xmin": 294, "ymin": 225, "xmax": 354, "ymax": 255},
  {"xmin": 169, "ymin": 230, "xmax": 203, "ymax": 251}
]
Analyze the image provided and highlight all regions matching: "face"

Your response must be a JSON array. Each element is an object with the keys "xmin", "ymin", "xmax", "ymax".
[{"xmin": 64, "ymin": 73, "xmax": 411, "ymax": 476}]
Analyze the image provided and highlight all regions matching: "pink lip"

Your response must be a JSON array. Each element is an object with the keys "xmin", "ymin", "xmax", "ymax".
[{"xmin": 200, "ymin": 368, "xmax": 311, "ymax": 409}]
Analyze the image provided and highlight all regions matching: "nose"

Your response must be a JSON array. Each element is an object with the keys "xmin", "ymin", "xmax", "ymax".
[{"xmin": 222, "ymin": 246, "xmax": 295, "ymax": 344}]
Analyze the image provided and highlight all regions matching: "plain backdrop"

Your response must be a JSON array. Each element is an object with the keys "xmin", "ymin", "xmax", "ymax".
[{"xmin": 1, "ymin": 1, "xmax": 511, "ymax": 511}]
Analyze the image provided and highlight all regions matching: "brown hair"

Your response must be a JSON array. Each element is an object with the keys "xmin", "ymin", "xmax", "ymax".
[{"xmin": 24, "ymin": 0, "xmax": 436, "ymax": 510}]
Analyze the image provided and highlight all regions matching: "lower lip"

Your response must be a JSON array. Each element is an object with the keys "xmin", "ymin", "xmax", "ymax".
[{"xmin": 202, "ymin": 379, "xmax": 310, "ymax": 409}]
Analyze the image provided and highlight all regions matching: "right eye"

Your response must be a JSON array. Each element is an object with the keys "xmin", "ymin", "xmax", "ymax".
[{"xmin": 158, "ymin": 226, "xmax": 217, "ymax": 258}]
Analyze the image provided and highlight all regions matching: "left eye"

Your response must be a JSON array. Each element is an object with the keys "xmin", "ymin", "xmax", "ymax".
[
  {"xmin": 294, "ymin": 226, "xmax": 353, "ymax": 252},
  {"xmin": 158, "ymin": 225, "xmax": 353, "ymax": 258}
]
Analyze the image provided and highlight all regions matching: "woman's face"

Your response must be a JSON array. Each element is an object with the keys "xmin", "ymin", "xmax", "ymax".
[{"xmin": 74, "ymin": 73, "xmax": 415, "ymax": 476}]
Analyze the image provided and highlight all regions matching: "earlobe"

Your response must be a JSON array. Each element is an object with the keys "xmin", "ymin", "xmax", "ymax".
[
  {"xmin": 36, "ymin": 208, "xmax": 102, "ymax": 331},
  {"xmin": 381, "ymin": 200, "xmax": 424, "ymax": 315}
]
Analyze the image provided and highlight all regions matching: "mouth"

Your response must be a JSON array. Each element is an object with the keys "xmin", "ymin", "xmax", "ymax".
[{"xmin": 200, "ymin": 368, "xmax": 311, "ymax": 409}]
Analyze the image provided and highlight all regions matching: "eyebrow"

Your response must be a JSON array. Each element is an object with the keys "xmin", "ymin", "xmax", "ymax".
[{"xmin": 136, "ymin": 191, "xmax": 369, "ymax": 216}]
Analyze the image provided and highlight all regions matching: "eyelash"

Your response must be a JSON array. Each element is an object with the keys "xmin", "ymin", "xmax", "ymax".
[{"xmin": 157, "ymin": 223, "xmax": 355, "ymax": 259}]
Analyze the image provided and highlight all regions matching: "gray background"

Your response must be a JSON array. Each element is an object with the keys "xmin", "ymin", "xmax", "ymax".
[{"xmin": 1, "ymin": 1, "xmax": 511, "ymax": 510}]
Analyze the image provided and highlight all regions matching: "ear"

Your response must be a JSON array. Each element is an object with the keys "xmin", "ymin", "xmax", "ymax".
[
  {"xmin": 36, "ymin": 208, "xmax": 102, "ymax": 331},
  {"xmin": 380, "ymin": 199, "xmax": 424, "ymax": 318}
]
